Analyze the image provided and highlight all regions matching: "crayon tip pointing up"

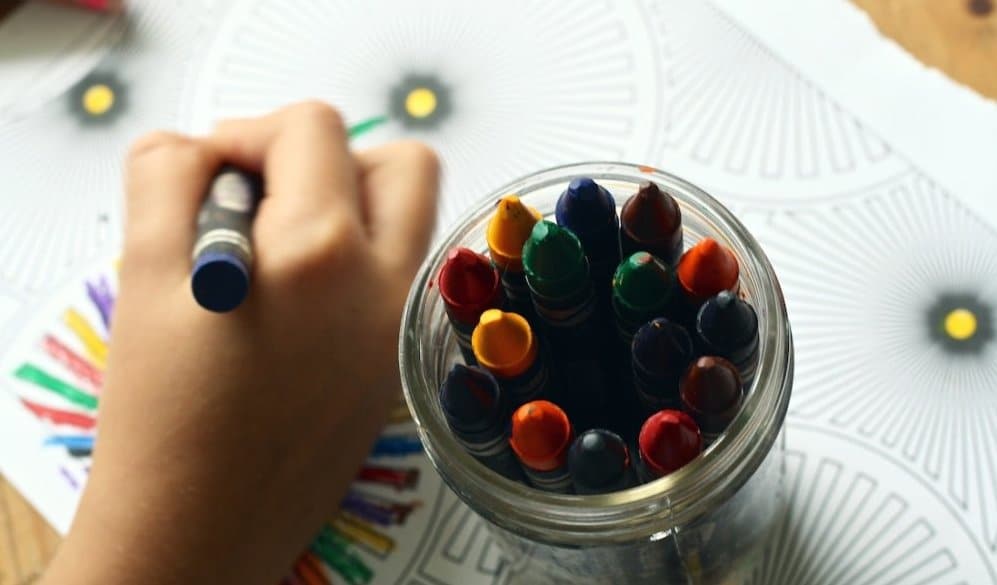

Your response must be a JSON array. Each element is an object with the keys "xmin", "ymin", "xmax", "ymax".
[
  {"xmin": 522, "ymin": 221, "xmax": 585, "ymax": 282},
  {"xmin": 621, "ymin": 182, "xmax": 681, "ymax": 241},
  {"xmin": 440, "ymin": 364, "xmax": 501, "ymax": 431},
  {"xmin": 510, "ymin": 400, "xmax": 572, "ymax": 471},
  {"xmin": 472, "ymin": 309, "xmax": 537, "ymax": 378},
  {"xmin": 438, "ymin": 248, "xmax": 499, "ymax": 310},
  {"xmin": 677, "ymin": 238, "xmax": 739, "ymax": 298},
  {"xmin": 638, "ymin": 410, "xmax": 702, "ymax": 478},
  {"xmin": 681, "ymin": 357, "xmax": 742, "ymax": 414},
  {"xmin": 487, "ymin": 195, "xmax": 542, "ymax": 269},
  {"xmin": 613, "ymin": 252, "xmax": 673, "ymax": 311},
  {"xmin": 556, "ymin": 178, "xmax": 617, "ymax": 232}
]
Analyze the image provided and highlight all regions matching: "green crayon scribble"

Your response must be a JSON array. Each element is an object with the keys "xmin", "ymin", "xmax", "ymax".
[
  {"xmin": 312, "ymin": 525, "xmax": 374, "ymax": 585},
  {"xmin": 14, "ymin": 363, "xmax": 98, "ymax": 411},
  {"xmin": 348, "ymin": 115, "xmax": 389, "ymax": 139}
]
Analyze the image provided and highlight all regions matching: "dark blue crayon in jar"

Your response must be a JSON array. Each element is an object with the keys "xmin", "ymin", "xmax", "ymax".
[
  {"xmin": 191, "ymin": 166, "xmax": 263, "ymax": 313},
  {"xmin": 439, "ymin": 364, "xmax": 525, "ymax": 482}
]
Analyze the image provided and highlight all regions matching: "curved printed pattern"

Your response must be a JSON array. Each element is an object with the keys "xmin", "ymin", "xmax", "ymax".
[
  {"xmin": 0, "ymin": 1, "xmax": 205, "ymax": 294},
  {"xmin": 747, "ymin": 424, "xmax": 995, "ymax": 584},
  {"xmin": 746, "ymin": 173, "xmax": 997, "ymax": 556},
  {"xmin": 642, "ymin": 0, "xmax": 908, "ymax": 204},
  {"xmin": 183, "ymin": 0, "xmax": 665, "ymax": 229},
  {"xmin": 0, "ymin": 5, "xmax": 123, "ymax": 124}
]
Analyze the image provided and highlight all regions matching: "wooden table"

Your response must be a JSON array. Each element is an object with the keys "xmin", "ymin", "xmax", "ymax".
[{"xmin": 1, "ymin": 1, "xmax": 995, "ymax": 583}]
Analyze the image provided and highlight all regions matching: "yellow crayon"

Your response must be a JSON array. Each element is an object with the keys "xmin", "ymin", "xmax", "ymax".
[
  {"xmin": 63, "ymin": 308, "xmax": 107, "ymax": 369},
  {"xmin": 329, "ymin": 511, "xmax": 395, "ymax": 557}
]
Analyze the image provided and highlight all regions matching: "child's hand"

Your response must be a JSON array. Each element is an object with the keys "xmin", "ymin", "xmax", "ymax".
[{"xmin": 42, "ymin": 102, "xmax": 440, "ymax": 585}]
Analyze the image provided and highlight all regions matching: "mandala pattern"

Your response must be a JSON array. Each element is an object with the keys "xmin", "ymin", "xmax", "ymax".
[
  {"xmin": 183, "ymin": 0, "xmax": 667, "ymax": 229},
  {"xmin": 0, "ymin": 1, "xmax": 206, "ymax": 297},
  {"xmin": 745, "ymin": 173, "xmax": 997, "ymax": 556},
  {"xmin": 747, "ymin": 424, "xmax": 995, "ymax": 584},
  {"xmin": 642, "ymin": 0, "xmax": 909, "ymax": 205}
]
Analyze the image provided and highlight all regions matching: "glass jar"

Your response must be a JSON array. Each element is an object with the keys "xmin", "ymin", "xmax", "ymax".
[{"xmin": 399, "ymin": 162, "xmax": 794, "ymax": 584}]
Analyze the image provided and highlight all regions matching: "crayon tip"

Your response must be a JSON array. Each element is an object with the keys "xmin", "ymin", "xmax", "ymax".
[
  {"xmin": 638, "ymin": 410, "xmax": 702, "ymax": 478},
  {"xmin": 555, "ymin": 177, "xmax": 618, "ymax": 234},
  {"xmin": 522, "ymin": 221, "xmax": 588, "ymax": 291},
  {"xmin": 680, "ymin": 357, "xmax": 743, "ymax": 416},
  {"xmin": 510, "ymin": 400, "xmax": 572, "ymax": 471},
  {"xmin": 471, "ymin": 309, "xmax": 538, "ymax": 378},
  {"xmin": 191, "ymin": 252, "xmax": 250, "ymax": 313},
  {"xmin": 620, "ymin": 182, "xmax": 682, "ymax": 257},
  {"xmin": 440, "ymin": 364, "xmax": 503, "ymax": 434},
  {"xmin": 487, "ymin": 195, "xmax": 542, "ymax": 270},
  {"xmin": 677, "ymin": 238, "xmax": 739, "ymax": 300},
  {"xmin": 568, "ymin": 429, "xmax": 630, "ymax": 491},
  {"xmin": 438, "ymin": 248, "xmax": 502, "ymax": 322},
  {"xmin": 632, "ymin": 318, "xmax": 694, "ymax": 377},
  {"xmin": 612, "ymin": 252, "xmax": 674, "ymax": 313},
  {"xmin": 697, "ymin": 291, "xmax": 758, "ymax": 350}
]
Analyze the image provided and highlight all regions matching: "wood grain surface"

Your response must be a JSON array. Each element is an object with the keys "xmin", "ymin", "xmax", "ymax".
[{"xmin": 1, "ymin": 0, "xmax": 996, "ymax": 582}]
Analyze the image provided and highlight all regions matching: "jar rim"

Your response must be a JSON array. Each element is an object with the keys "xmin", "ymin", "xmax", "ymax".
[{"xmin": 399, "ymin": 162, "xmax": 793, "ymax": 544}]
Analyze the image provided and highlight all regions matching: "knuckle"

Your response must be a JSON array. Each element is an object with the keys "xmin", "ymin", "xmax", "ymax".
[
  {"xmin": 401, "ymin": 140, "xmax": 441, "ymax": 177},
  {"xmin": 265, "ymin": 214, "xmax": 364, "ymax": 282},
  {"xmin": 289, "ymin": 100, "xmax": 346, "ymax": 137},
  {"xmin": 127, "ymin": 130, "xmax": 181, "ymax": 163}
]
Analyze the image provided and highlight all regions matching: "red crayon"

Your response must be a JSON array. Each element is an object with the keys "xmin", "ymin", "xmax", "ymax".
[
  {"xmin": 355, "ymin": 465, "xmax": 419, "ymax": 491},
  {"xmin": 438, "ymin": 248, "xmax": 504, "ymax": 364},
  {"xmin": 47, "ymin": 0, "xmax": 125, "ymax": 12},
  {"xmin": 637, "ymin": 410, "xmax": 702, "ymax": 482}
]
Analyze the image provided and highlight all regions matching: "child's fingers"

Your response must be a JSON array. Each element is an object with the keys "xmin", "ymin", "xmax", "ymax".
[
  {"xmin": 123, "ymin": 132, "xmax": 221, "ymax": 276},
  {"xmin": 355, "ymin": 141, "xmax": 440, "ymax": 275},
  {"xmin": 207, "ymin": 101, "xmax": 360, "ymax": 226}
]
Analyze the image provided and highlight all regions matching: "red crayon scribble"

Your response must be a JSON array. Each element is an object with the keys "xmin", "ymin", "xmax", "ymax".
[
  {"xmin": 294, "ymin": 553, "xmax": 330, "ymax": 585},
  {"xmin": 21, "ymin": 398, "xmax": 97, "ymax": 430},
  {"xmin": 356, "ymin": 465, "xmax": 419, "ymax": 490},
  {"xmin": 44, "ymin": 334, "xmax": 103, "ymax": 391}
]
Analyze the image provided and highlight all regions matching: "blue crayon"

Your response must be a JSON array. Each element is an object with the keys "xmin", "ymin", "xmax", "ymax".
[
  {"xmin": 568, "ymin": 429, "xmax": 636, "ymax": 494},
  {"xmin": 370, "ymin": 435, "xmax": 424, "ymax": 457},
  {"xmin": 44, "ymin": 435, "xmax": 94, "ymax": 450},
  {"xmin": 439, "ymin": 364, "xmax": 525, "ymax": 481},
  {"xmin": 191, "ymin": 166, "xmax": 263, "ymax": 313},
  {"xmin": 631, "ymin": 318, "xmax": 695, "ymax": 415},
  {"xmin": 695, "ymin": 291, "xmax": 759, "ymax": 386},
  {"xmin": 555, "ymin": 177, "xmax": 621, "ymax": 303}
]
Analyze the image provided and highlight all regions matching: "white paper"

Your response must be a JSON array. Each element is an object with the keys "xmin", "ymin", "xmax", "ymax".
[{"xmin": 1, "ymin": 0, "xmax": 996, "ymax": 582}]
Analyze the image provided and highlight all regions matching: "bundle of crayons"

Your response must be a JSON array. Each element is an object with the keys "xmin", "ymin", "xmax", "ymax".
[{"xmin": 437, "ymin": 178, "xmax": 759, "ymax": 494}]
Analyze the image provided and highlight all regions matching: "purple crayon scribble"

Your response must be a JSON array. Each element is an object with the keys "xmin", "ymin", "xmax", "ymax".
[
  {"xmin": 60, "ymin": 466, "xmax": 79, "ymax": 490},
  {"xmin": 85, "ymin": 275, "xmax": 115, "ymax": 334},
  {"xmin": 340, "ymin": 490, "xmax": 421, "ymax": 527}
]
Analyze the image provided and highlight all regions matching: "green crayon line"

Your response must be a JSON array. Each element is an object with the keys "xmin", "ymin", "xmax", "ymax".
[
  {"xmin": 348, "ymin": 115, "xmax": 389, "ymax": 139},
  {"xmin": 312, "ymin": 533, "xmax": 373, "ymax": 585},
  {"xmin": 14, "ymin": 363, "xmax": 98, "ymax": 411}
]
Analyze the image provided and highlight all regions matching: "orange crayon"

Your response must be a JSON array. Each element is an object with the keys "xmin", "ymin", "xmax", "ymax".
[{"xmin": 509, "ymin": 400, "xmax": 574, "ymax": 493}]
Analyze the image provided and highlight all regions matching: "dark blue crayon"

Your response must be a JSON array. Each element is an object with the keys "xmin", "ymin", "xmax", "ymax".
[
  {"xmin": 555, "ymin": 177, "xmax": 621, "ymax": 303},
  {"xmin": 439, "ymin": 364, "xmax": 525, "ymax": 481},
  {"xmin": 191, "ymin": 166, "xmax": 263, "ymax": 313},
  {"xmin": 631, "ymin": 318, "xmax": 695, "ymax": 415},
  {"xmin": 568, "ymin": 429, "xmax": 636, "ymax": 494},
  {"xmin": 695, "ymin": 291, "xmax": 759, "ymax": 386},
  {"xmin": 370, "ymin": 435, "xmax": 424, "ymax": 458}
]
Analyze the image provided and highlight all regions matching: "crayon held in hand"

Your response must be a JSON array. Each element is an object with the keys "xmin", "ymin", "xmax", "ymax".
[
  {"xmin": 191, "ymin": 166, "xmax": 263, "ymax": 313},
  {"xmin": 568, "ymin": 428, "xmax": 636, "ymax": 495},
  {"xmin": 555, "ymin": 177, "xmax": 620, "ymax": 302},
  {"xmin": 471, "ymin": 309, "xmax": 549, "ymax": 408},
  {"xmin": 439, "ymin": 364, "xmax": 525, "ymax": 481},
  {"xmin": 637, "ymin": 409, "xmax": 702, "ymax": 482},
  {"xmin": 438, "ymin": 247, "xmax": 504, "ymax": 364},
  {"xmin": 620, "ymin": 181, "xmax": 683, "ymax": 265},
  {"xmin": 631, "ymin": 318, "xmax": 694, "ymax": 414},
  {"xmin": 679, "ymin": 356, "xmax": 744, "ymax": 445},
  {"xmin": 695, "ymin": 291, "xmax": 759, "ymax": 385},
  {"xmin": 487, "ymin": 195, "xmax": 542, "ymax": 317},
  {"xmin": 509, "ymin": 400, "xmax": 574, "ymax": 493}
]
